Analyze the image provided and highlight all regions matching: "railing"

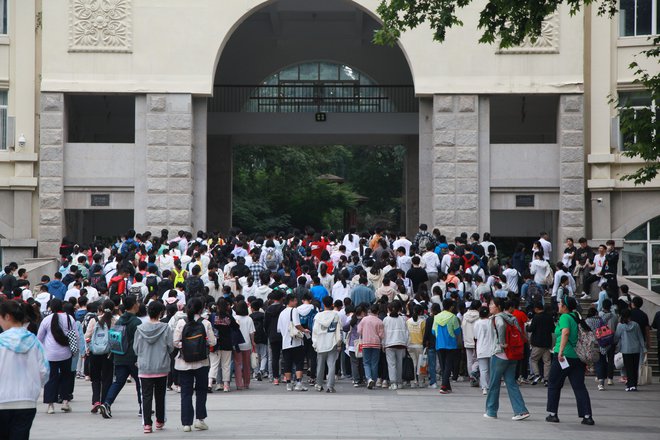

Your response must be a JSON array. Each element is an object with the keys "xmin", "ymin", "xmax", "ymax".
[{"xmin": 209, "ymin": 84, "xmax": 417, "ymax": 113}]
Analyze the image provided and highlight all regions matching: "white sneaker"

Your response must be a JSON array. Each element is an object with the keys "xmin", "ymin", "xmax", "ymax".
[
  {"xmin": 580, "ymin": 293, "xmax": 589, "ymax": 299},
  {"xmin": 61, "ymin": 402, "xmax": 71, "ymax": 412},
  {"xmin": 182, "ymin": 426, "xmax": 192, "ymax": 432},
  {"xmin": 294, "ymin": 382, "xmax": 308, "ymax": 392},
  {"xmin": 512, "ymin": 413, "xmax": 530, "ymax": 421},
  {"xmin": 47, "ymin": 404, "xmax": 55, "ymax": 414},
  {"xmin": 607, "ymin": 379, "xmax": 613, "ymax": 386},
  {"xmin": 597, "ymin": 384, "xmax": 605, "ymax": 391},
  {"xmin": 482, "ymin": 388, "xmax": 488, "ymax": 395},
  {"xmin": 375, "ymin": 379, "xmax": 382, "ymax": 387},
  {"xmin": 389, "ymin": 384, "xmax": 398, "ymax": 390},
  {"xmin": 429, "ymin": 383, "xmax": 438, "ymax": 389},
  {"xmin": 381, "ymin": 380, "xmax": 389, "ymax": 388},
  {"xmin": 286, "ymin": 382, "xmax": 294, "ymax": 391},
  {"xmin": 194, "ymin": 420, "xmax": 208, "ymax": 431},
  {"xmin": 483, "ymin": 413, "xmax": 497, "ymax": 419}
]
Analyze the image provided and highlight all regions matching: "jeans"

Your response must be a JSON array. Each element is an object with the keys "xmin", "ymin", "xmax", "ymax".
[
  {"xmin": 486, "ymin": 356, "xmax": 528, "ymax": 417},
  {"xmin": 89, "ymin": 353, "xmax": 114, "ymax": 404},
  {"xmin": 139, "ymin": 376, "xmax": 166, "ymax": 426},
  {"xmin": 0, "ymin": 408, "xmax": 36, "ymax": 440},
  {"xmin": 43, "ymin": 358, "xmax": 72, "ymax": 404},
  {"xmin": 530, "ymin": 346, "xmax": 552, "ymax": 381},
  {"xmin": 362, "ymin": 348, "xmax": 380, "ymax": 382},
  {"xmin": 256, "ymin": 343, "xmax": 269, "ymax": 374},
  {"xmin": 622, "ymin": 353, "xmax": 641, "ymax": 388},
  {"xmin": 438, "ymin": 348, "xmax": 458, "ymax": 390},
  {"xmin": 179, "ymin": 366, "xmax": 209, "ymax": 426},
  {"xmin": 349, "ymin": 351, "xmax": 364, "ymax": 383},
  {"xmin": 478, "ymin": 357, "xmax": 490, "ymax": 390},
  {"xmin": 546, "ymin": 355, "xmax": 593, "ymax": 418},
  {"xmin": 316, "ymin": 349, "xmax": 339, "ymax": 388},
  {"xmin": 594, "ymin": 353, "xmax": 607, "ymax": 382},
  {"xmin": 104, "ymin": 364, "xmax": 141, "ymax": 408},
  {"xmin": 233, "ymin": 350, "xmax": 251, "ymax": 389},
  {"xmin": 427, "ymin": 348, "xmax": 437, "ymax": 385},
  {"xmin": 385, "ymin": 347, "xmax": 405, "ymax": 385}
]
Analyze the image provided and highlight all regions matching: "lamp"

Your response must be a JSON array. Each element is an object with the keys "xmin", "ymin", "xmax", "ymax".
[{"xmin": 17, "ymin": 134, "xmax": 26, "ymax": 149}]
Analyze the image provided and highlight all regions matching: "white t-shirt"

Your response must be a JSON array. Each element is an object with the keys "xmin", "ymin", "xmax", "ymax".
[
  {"xmin": 392, "ymin": 237, "xmax": 412, "ymax": 256},
  {"xmin": 502, "ymin": 268, "xmax": 519, "ymax": 293},
  {"xmin": 234, "ymin": 315, "xmax": 255, "ymax": 351},
  {"xmin": 21, "ymin": 288, "xmax": 33, "ymax": 301},
  {"xmin": 473, "ymin": 318, "xmax": 496, "ymax": 359},
  {"xmin": 421, "ymin": 251, "xmax": 440, "ymax": 274},
  {"xmin": 85, "ymin": 286, "xmax": 100, "ymax": 303},
  {"xmin": 277, "ymin": 306, "xmax": 303, "ymax": 350},
  {"xmin": 332, "ymin": 281, "xmax": 351, "ymax": 302},
  {"xmin": 64, "ymin": 288, "xmax": 80, "ymax": 301}
]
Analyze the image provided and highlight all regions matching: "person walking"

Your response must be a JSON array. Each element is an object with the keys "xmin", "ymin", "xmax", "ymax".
[
  {"xmin": 461, "ymin": 300, "xmax": 481, "ymax": 387},
  {"xmin": 37, "ymin": 298, "xmax": 78, "ymax": 414},
  {"xmin": 133, "ymin": 301, "xmax": 173, "ymax": 433},
  {"xmin": 233, "ymin": 301, "xmax": 256, "ymax": 390},
  {"xmin": 383, "ymin": 301, "xmax": 409, "ymax": 390},
  {"xmin": 277, "ymin": 294, "xmax": 310, "ymax": 391},
  {"xmin": 312, "ymin": 296, "xmax": 342, "ymax": 393},
  {"xmin": 527, "ymin": 302, "xmax": 554, "ymax": 386},
  {"xmin": 209, "ymin": 299, "xmax": 238, "ymax": 392},
  {"xmin": 484, "ymin": 298, "xmax": 530, "ymax": 421},
  {"xmin": 614, "ymin": 308, "xmax": 647, "ymax": 392},
  {"xmin": 546, "ymin": 296, "xmax": 594, "ymax": 425},
  {"xmin": 174, "ymin": 298, "xmax": 216, "ymax": 432},
  {"xmin": 0, "ymin": 300, "xmax": 49, "ymax": 439},
  {"xmin": 357, "ymin": 303, "xmax": 385, "ymax": 389},
  {"xmin": 406, "ymin": 304, "xmax": 426, "ymax": 387},
  {"xmin": 86, "ymin": 300, "xmax": 117, "ymax": 413}
]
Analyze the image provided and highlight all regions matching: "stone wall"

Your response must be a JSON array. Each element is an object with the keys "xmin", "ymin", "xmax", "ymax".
[
  {"xmin": 431, "ymin": 95, "xmax": 480, "ymax": 239},
  {"xmin": 38, "ymin": 93, "xmax": 65, "ymax": 257},
  {"xmin": 144, "ymin": 94, "xmax": 195, "ymax": 232},
  {"xmin": 558, "ymin": 95, "xmax": 585, "ymax": 245}
]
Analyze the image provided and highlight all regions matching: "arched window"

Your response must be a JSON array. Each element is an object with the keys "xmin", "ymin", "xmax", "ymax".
[
  {"xmin": 622, "ymin": 216, "xmax": 660, "ymax": 293},
  {"xmin": 245, "ymin": 61, "xmax": 399, "ymax": 113}
]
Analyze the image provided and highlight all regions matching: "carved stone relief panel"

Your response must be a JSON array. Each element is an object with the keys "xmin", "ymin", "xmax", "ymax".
[
  {"xmin": 496, "ymin": 13, "xmax": 559, "ymax": 54},
  {"xmin": 69, "ymin": 0, "xmax": 132, "ymax": 53}
]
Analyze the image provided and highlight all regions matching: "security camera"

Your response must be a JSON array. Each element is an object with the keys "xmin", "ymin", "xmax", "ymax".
[{"xmin": 591, "ymin": 198, "xmax": 603, "ymax": 204}]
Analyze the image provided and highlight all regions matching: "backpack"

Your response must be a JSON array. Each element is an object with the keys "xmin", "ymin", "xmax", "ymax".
[
  {"xmin": 181, "ymin": 317, "xmax": 208, "ymax": 362},
  {"xmin": 594, "ymin": 318, "xmax": 614, "ymax": 348},
  {"xmin": 145, "ymin": 276, "xmax": 159, "ymax": 295},
  {"xmin": 184, "ymin": 276, "xmax": 204, "ymax": 297},
  {"xmin": 527, "ymin": 282, "xmax": 542, "ymax": 304},
  {"xmin": 90, "ymin": 320, "xmax": 111, "ymax": 355},
  {"xmin": 493, "ymin": 316, "xmax": 525, "ymax": 361},
  {"xmin": 263, "ymin": 248, "xmax": 278, "ymax": 271},
  {"xmin": 449, "ymin": 254, "xmax": 461, "ymax": 271},
  {"xmin": 172, "ymin": 269, "xmax": 186, "ymax": 287},
  {"xmin": 570, "ymin": 313, "xmax": 600, "ymax": 365},
  {"xmin": 299, "ymin": 308, "xmax": 317, "ymax": 331},
  {"xmin": 127, "ymin": 284, "xmax": 143, "ymax": 300},
  {"xmin": 90, "ymin": 273, "xmax": 107, "ymax": 292},
  {"xmin": 108, "ymin": 323, "xmax": 128, "ymax": 355},
  {"xmin": 418, "ymin": 235, "xmax": 431, "ymax": 253},
  {"xmin": 487, "ymin": 256, "xmax": 499, "ymax": 274}
]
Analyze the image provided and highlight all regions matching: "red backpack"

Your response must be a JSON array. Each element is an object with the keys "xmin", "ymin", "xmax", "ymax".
[{"xmin": 493, "ymin": 316, "xmax": 525, "ymax": 361}]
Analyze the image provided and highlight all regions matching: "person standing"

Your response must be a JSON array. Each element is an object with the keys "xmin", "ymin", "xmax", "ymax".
[
  {"xmin": 473, "ymin": 306, "xmax": 495, "ymax": 395},
  {"xmin": 264, "ymin": 291, "xmax": 286, "ymax": 385},
  {"xmin": 357, "ymin": 303, "xmax": 385, "ymax": 389},
  {"xmin": 133, "ymin": 301, "xmax": 173, "ymax": 433},
  {"xmin": 0, "ymin": 300, "xmax": 49, "ymax": 439},
  {"xmin": 232, "ymin": 301, "xmax": 256, "ymax": 390},
  {"xmin": 98, "ymin": 296, "xmax": 142, "ymax": 419},
  {"xmin": 614, "ymin": 308, "xmax": 647, "ymax": 392},
  {"xmin": 484, "ymin": 298, "xmax": 530, "ymax": 421},
  {"xmin": 383, "ymin": 301, "xmax": 409, "ymax": 390},
  {"xmin": 461, "ymin": 301, "xmax": 481, "ymax": 387},
  {"xmin": 312, "ymin": 296, "xmax": 342, "ymax": 393},
  {"xmin": 432, "ymin": 299, "xmax": 462, "ymax": 394},
  {"xmin": 545, "ymin": 296, "xmax": 594, "ymax": 425},
  {"xmin": 174, "ymin": 298, "xmax": 216, "ymax": 432},
  {"xmin": 277, "ymin": 294, "xmax": 309, "ymax": 391},
  {"xmin": 527, "ymin": 303, "xmax": 554, "ymax": 386}
]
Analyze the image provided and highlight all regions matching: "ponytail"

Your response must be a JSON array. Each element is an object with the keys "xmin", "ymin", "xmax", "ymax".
[
  {"xmin": 186, "ymin": 297, "xmax": 203, "ymax": 322},
  {"xmin": 48, "ymin": 298, "xmax": 69, "ymax": 346},
  {"xmin": 100, "ymin": 299, "xmax": 115, "ymax": 329}
]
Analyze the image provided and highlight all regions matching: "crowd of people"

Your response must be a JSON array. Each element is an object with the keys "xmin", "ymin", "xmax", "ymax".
[{"xmin": 0, "ymin": 224, "xmax": 658, "ymax": 438}]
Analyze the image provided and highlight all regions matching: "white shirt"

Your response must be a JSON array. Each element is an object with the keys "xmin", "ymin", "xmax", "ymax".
[
  {"xmin": 502, "ymin": 268, "xmax": 519, "ymax": 293},
  {"xmin": 440, "ymin": 253, "xmax": 456, "ymax": 274},
  {"xmin": 21, "ymin": 288, "xmax": 33, "ymax": 301},
  {"xmin": 592, "ymin": 254, "xmax": 606, "ymax": 276},
  {"xmin": 158, "ymin": 254, "xmax": 175, "ymax": 272},
  {"xmin": 473, "ymin": 318, "xmax": 497, "ymax": 358},
  {"xmin": 421, "ymin": 251, "xmax": 440, "ymax": 274},
  {"xmin": 480, "ymin": 241, "xmax": 497, "ymax": 256},
  {"xmin": 64, "ymin": 288, "xmax": 80, "ymax": 301},
  {"xmin": 539, "ymin": 238, "xmax": 552, "ymax": 261},
  {"xmin": 397, "ymin": 255, "xmax": 412, "ymax": 274},
  {"xmin": 85, "ymin": 286, "xmax": 100, "ymax": 303},
  {"xmin": 552, "ymin": 269, "xmax": 576, "ymax": 297},
  {"xmin": 234, "ymin": 315, "xmax": 255, "ymax": 351},
  {"xmin": 341, "ymin": 234, "xmax": 360, "ymax": 253},
  {"xmin": 530, "ymin": 259, "xmax": 551, "ymax": 285},
  {"xmin": 392, "ymin": 237, "xmax": 412, "ymax": 256},
  {"xmin": 332, "ymin": 281, "xmax": 351, "ymax": 302},
  {"xmin": 277, "ymin": 306, "xmax": 303, "ymax": 350}
]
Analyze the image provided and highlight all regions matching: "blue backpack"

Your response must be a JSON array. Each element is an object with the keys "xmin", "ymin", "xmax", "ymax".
[
  {"xmin": 90, "ymin": 319, "xmax": 111, "ymax": 355},
  {"xmin": 299, "ymin": 308, "xmax": 317, "ymax": 331},
  {"xmin": 108, "ymin": 324, "xmax": 128, "ymax": 355}
]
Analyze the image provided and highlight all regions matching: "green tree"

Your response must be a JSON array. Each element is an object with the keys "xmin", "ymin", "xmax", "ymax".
[{"xmin": 373, "ymin": 1, "xmax": 658, "ymax": 184}]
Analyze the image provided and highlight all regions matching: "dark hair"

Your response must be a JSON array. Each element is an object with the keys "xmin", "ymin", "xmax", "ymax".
[
  {"xmin": 602, "ymin": 298, "xmax": 612, "ymax": 311},
  {"xmin": 561, "ymin": 295, "xmax": 578, "ymax": 311},
  {"xmin": 478, "ymin": 306, "xmax": 489, "ymax": 319},
  {"xmin": 186, "ymin": 297, "xmax": 204, "ymax": 322},
  {"xmin": 234, "ymin": 300, "xmax": 249, "ymax": 316},
  {"xmin": 442, "ymin": 298, "xmax": 454, "ymax": 312},
  {"xmin": 123, "ymin": 295, "xmax": 137, "ymax": 311},
  {"xmin": 587, "ymin": 307, "xmax": 598, "ymax": 318},
  {"xmin": 490, "ymin": 297, "xmax": 508, "ymax": 313},
  {"xmin": 632, "ymin": 296, "xmax": 643, "ymax": 308},
  {"xmin": 322, "ymin": 296, "xmax": 333, "ymax": 309},
  {"xmin": 100, "ymin": 300, "xmax": 115, "ymax": 328},
  {"xmin": 619, "ymin": 307, "xmax": 632, "ymax": 323},
  {"xmin": 147, "ymin": 301, "xmax": 165, "ymax": 320},
  {"xmin": 0, "ymin": 300, "xmax": 28, "ymax": 325},
  {"xmin": 48, "ymin": 298, "xmax": 70, "ymax": 346}
]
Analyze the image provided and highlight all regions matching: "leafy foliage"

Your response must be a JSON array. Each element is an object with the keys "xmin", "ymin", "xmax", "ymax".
[{"xmin": 232, "ymin": 145, "xmax": 406, "ymax": 232}]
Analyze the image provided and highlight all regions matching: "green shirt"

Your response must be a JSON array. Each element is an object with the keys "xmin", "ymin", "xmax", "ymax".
[{"xmin": 554, "ymin": 312, "xmax": 578, "ymax": 358}]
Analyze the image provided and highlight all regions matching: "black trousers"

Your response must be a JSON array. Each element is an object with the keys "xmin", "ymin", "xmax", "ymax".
[
  {"xmin": 303, "ymin": 338, "xmax": 317, "ymax": 378},
  {"xmin": 179, "ymin": 367, "xmax": 209, "ymax": 426},
  {"xmin": 43, "ymin": 358, "xmax": 72, "ymax": 404},
  {"xmin": 622, "ymin": 353, "xmax": 640, "ymax": 388},
  {"xmin": 282, "ymin": 345, "xmax": 305, "ymax": 374},
  {"xmin": 438, "ymin": 348, "xmax": 458, "ymax": 389},
  {"xmin": 0, "ymin": 408, "xmax": 36, "ymax": 440},
  {"xmin": 270, "ymin": 340, "xmax": 282, "ymax": 379},
  {"xmin": 546, "ymin": 355, "xmax": 593, "ymax": 418},
  {"xmin": 140, "ymin": 376, "xmax": 167, "ymax": 426},
  {"xmin": 167, "ymin": 349, "xmax": 179, "ymax": 387},
  {"xmin": 89, "ymin": 353, "xmax": 114, "ymax": 404}
]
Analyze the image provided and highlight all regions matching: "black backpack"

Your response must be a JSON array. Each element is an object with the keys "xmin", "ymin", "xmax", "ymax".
[
  {"xmin": 90, "ymin": 273, "xmax": 107, "ymax": 292},
  {"xmin": 181, "ymin": 317, "xmax": 208, "ymax": 362},
  {"xmin": 145, "ymin": 276, "xmax": 159, "ymax": 295},
  {"xmin": 184, "ymin": 277, "xmax": 204, "ymax": 297}
]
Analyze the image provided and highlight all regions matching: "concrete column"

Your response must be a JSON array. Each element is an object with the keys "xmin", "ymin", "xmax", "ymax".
[
  {"xmin": 431, "ymin": 95, "xmax": 480, "ymax": 239},
  {"xmin": 207, "ymin": 135, "xmax": 232, "ymax": 233},
  {"xmin": 558, "ymin": 95, "xmax": 586, "ymax": 245},
  {"xmin": 192, "ymin": 98, "xmax": 208, "ymax": 232},
  {"xmin": 144, "ymin": 94, "xmax": 194, "ymax": 232},
  {"xmin": 38, "ymin": 93, "xmax": 65, "ymax": 257},
  {"xmin": 404, "ymin": 135, "xmax": 419, "ymax": 237},
  {"xmin": 418, "ymin": 98, "xmax": 433, "ymax": 230}
]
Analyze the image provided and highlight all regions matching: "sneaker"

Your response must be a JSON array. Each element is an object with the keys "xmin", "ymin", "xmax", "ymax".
[
  {"xmin": 532, "ymin": 376, "xmax": 541, "ymax": 386},
  {"xmin": 353, "ymin": 381, "xmax": 360, "ymax": 388},
  {"xmin": 314, "ymin": 384, "xmax": 324, "ymax": 392},
  {"xmin": 581, "ymin": 417, "xmax": 595, "ymax": 426},
  {"xmin": 214, "ymin": 385, "xmax": 223, "ymax": 392},
  {"xmin": 456, "ymin": 376, "xmax": 465, "ymax": 382},
  {"xmin": 294, "ymin": 382, "xmax": 308, "ymax": 392},
  {"xmin": 194, "ymin": 420, "xmax": 208, "ymax": 431},
  {"xmin": 99, "ymin": 403, "xmax": 112, "ymax": 419},
  {"xmin": 327, "ymin": 387, "xmax": 336, "ymax": 393},
  {"xmin": 482, "ymin": 388, "xmax": 488, "ymax": 395},
  {"xmin": 483, "ymin": 413, "xmax": 497, "ymax": 419},
  {"xmin": 47, "ymin": 404, "xmax": 55, "ymax": 415},
  {"xmin": 155, "ymin": 422, "xmax": 165, "ymax": 430},
  {"xmin": 543, "ymin": 380, "xmax": 548, "ymax": 387},
  {"xmin": 389, "ymin": 384, "xmax": 398, "ymax": 390},
  {"xmin": 308, "ymin": 378, "xmax": 316, "ymax": 385},
  {"xmin": 91, "ymin": 402, "xmax": 102, "ymax": 414},
  {"xmin": 580, "ymin": 293, "xmax": 589, "ymax": 300},
  {"xmin": 207, "ymin": 386, "xmax": 213, "ymax": 393},
  {"xmin": 629, "ymin": 386, "xmax": 638, "ymax": 392},
  {"xmin": 625, "ymin": 387, "xmax": 631, "ymax": 391},
  {"xmin": 223, "ymin": 384, "xmax": 230, "ymax": 393},
  {"xmin": 144, "ymin": 425, "xmax": 152, "ymax": 434},
  {"xmin": 512, "ymin": 413, "xmax": 530, "ymax": 421},
  {"xmin": 381, "ymin": 380, "xmax": 389, "ymax": 388},
  {"xmin": 367, "ymin": 380, "xmax": 375, "ymax": 390},
  {"xmin": 286, "ymin": 382, "xmax": 294, "ymax": 392},
  {"xmin": 428, "ymin": 383, "xmax": 438, "ymax": 389},
  {"xmin": 607, "ymin": 379, "xmax": 613, "ymax": 386},
  {"xmin": 182, "ymin": 426, "xmax": 192, "ymax": 433},
  {"xmin": 273, "ymin": 379, "xmax": 279, "ymax": 386},
  {"xmin": 545, "ymin": 414, "xmax": 560, "ymax": 423},
  {"xmin": 174, "ymin": 385, "xmax": 181, "ymax": 393},
  {"xmin": 61, "ymin": 402, "xmax": 71, "ymax": 412},
  {"xmin": 439, "ymin": 388, "xmax": 452, "ymax": 394},
  {"xmin": 375, "ymin": 379, "xmax": 382, "ymax": 387},
  {"xmin": 597, "ymin": 384, "xmax": 605, "ymax": 391}
]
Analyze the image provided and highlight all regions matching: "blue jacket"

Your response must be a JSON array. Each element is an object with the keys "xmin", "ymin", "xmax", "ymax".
[
  {"xmin": 310, "ymin": 285, "xmax": 329, "ymax": 305},
  {"xmin": 432, "ymin": 311, "xmax": 461, "ymax": 350},
  {"xmin": 47, "ymin": 280, "xmax": 67, "ymax": 300}
]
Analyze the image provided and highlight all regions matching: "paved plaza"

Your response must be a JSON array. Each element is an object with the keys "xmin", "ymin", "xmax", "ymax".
[{"xmin": 30, "ymin": 377, "xmax": 660, "ymax": 440}]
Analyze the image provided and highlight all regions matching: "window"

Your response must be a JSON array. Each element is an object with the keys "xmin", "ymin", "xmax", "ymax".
[
  {"xmin": 618, "ymin": 91, "xmax": 657, "ymax": 150},
  {"xmin": 623, "ymin": 216, "xmax": 660, "ymax": 293},
  {"xmin": 0, "ymin": 0, "xmax": 6, "ymax": 35},
  {"xmin": 620, "ymin": 0, "xmax": 659, "ymax": 36},
  {"xmin": 66, "ymin": 95, "xmax": 135, "ymax": 143},
  {"xmin": 489, "ymin": 95, "xmax": 559, "ymax": 143},
  {"xmin": 0, "ymin": 91, "xmax": 7, "ymax": 150}
]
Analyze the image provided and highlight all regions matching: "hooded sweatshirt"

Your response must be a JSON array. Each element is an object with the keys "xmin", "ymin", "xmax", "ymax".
[
  {"xmin": 492, "ymin": 312, "xmax": 521, "ymax": 358},
  {"xmin": 47, "ymin": 280, "xmax": 67, "ymax": 300},
  {"xmin": 461, "ymin": 309, "xmax": 480, "ymax": 349},
  {"xmin": 383, "ymin": 314, "xmax": 409, "ymax": 348},
  {"xmin": 433, "ymin": 310, "xmax": 461, "ymax": 350},
  {"xmin": 133, "ymin": 321, "xmax": 173, "ymax": 376},
  {"xmin": 312, "ymin": 310, "xmax": 341, "ymax": 353},
  {"xmin": 614, "ymin": 321, "xmax": 646, "ymax": 354},
  {"xmin": 0, "ymin": 327, "xmax": 49, "ymax": 409},
  {"xmin": 254, "ymin": 285, "xmax": 273, "ymax": 302}
]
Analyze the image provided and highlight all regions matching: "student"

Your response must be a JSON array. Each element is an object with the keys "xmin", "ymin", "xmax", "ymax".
[
  {"xmin": 276, "ymin": 294, "xmax": 309, "ymax": 391},
  {"xmin": 383, "ymin": 301, "xmax": 409, "ymax": 390},
  {"xmin": 0, "ymin": 300, "xmax": 49, "ymax": 439},
  {"xmin": 264, "ymin": 291, "xmax": 286, "ymax": 385},
  {"xmin": 357, "ymin": 303, "xmax": 385, "ymax": 389},
  {"xmin": 433, "ymin": 299, "xmax": 461, "ymax": 394},
  {"xmin": 461, "ymin": 300, "xmax": 481, "ymax": 386},
  {"xmin": 614, "ymin": 308, "xmax": 647, "ymax": 392},
  {"xmin": 406, "ymin": 304, "xmax": 426, "ymax": 388},
  {"xmin": 527, "ymin": 303, "xmax": 554, "ymax": 386},
  {"xmin": 209, "ymin": 299, "xmax": 238, "ymax": 392},
  {"xmin": 174, "ymin": 298, "xmax": 216, "ymax": 432},
  {"xmin": 484, "ymin": 297, "xmax": 530, "ymax": 421},
  {"xmin": 86, "ymin": 300, "xmax": 117, "ymax": 413},
  {"xmin": 232, "ymin": 301, "xmax": 256, "ymax": 390},
  {"xmin": 473, "ymin": 306, "xmax": 495, "ymax": 395},
  {"xmin": 133, "ymin": 301, "xmax": 173, "ymax": 433},
  {"xmin": 249, "ymin": 299, "xmax": 269, "ymax": 381},
  {"xmin": 312, "ymin": 296, "xmax": 342, "ymax": 393}
]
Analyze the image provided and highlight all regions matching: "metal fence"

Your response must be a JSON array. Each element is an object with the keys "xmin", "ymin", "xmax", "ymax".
[{"xmin": 209, "ymin": 84, "xmax": 417, "ymax": 113}]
